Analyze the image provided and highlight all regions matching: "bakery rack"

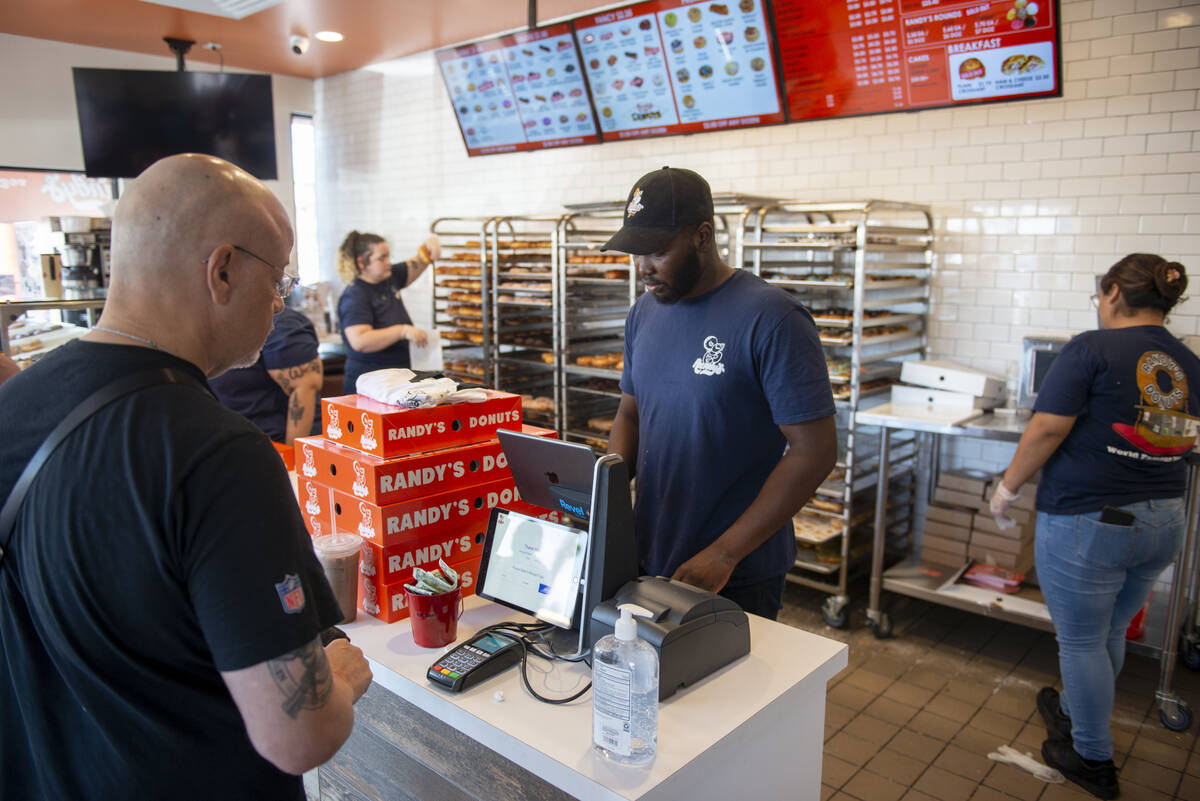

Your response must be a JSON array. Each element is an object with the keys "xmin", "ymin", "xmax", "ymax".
[
  {"xmin": 489, "ymin": 216, "xmax": 560, "ymax": 433},
  {"xmin": 738, "ymin": 200, "xmax": 933, "ymax": 627},
  {"xmin": 556, "ymin": 206, "xmax": 635, "ymax": 452},
  {"xmin": 429, "ymin": 216, "xmax": 499, "ymax": 389}
]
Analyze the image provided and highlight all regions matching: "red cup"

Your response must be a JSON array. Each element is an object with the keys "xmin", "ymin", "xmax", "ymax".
[
  {"xmin": 405, "ymin": 585, "xmax": 463, "ymax": 648},
  {"xmin": 1126, "ymin": 594, "xmax": 1151, "ymax": 640}
]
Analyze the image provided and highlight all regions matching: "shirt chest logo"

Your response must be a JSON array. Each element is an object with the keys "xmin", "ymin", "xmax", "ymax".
[{"xmin": 692, "ymin": 335, "xmax": 726, "ymax": 376}]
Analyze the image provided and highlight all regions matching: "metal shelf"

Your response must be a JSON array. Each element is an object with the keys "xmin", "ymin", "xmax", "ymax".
[{"xmin": 739, "ymin": 199, "xmax": 933, "ymax": 625}]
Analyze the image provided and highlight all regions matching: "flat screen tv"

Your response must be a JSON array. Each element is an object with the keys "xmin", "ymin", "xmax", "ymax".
[
  {"xmin": 72, "ymin": 68, "xmax": 277, "ymax": 180},
  {"xmin": 771, "ymin": 0, "xmax": 1062, "ymax": 123}
]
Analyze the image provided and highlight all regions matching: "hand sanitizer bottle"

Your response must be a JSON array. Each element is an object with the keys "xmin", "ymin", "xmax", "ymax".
[{"xmin": 592, "ymin": 603, "xmax": 658, "ymax": 765}]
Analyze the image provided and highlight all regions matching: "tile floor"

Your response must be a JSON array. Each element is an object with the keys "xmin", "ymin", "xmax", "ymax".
[{"xmin": 778, "ymin": 583, "xmax": 1200, "ymax": 801}]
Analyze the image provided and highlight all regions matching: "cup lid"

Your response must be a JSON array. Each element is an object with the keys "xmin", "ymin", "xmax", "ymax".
[{"xmin": 312, "ymin": 533, "xmax": 363, "ymax": 557}]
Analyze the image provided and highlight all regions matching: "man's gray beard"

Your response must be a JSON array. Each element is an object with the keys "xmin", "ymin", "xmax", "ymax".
[{"xmin": 229, "ymin": 349, "xmax": 262, "ymax": 370}]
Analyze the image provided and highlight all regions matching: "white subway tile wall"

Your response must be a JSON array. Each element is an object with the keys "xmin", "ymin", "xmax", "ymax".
[{"xmin": 315, "ymin": 0, "xmax": 1200, "ymax": 382}]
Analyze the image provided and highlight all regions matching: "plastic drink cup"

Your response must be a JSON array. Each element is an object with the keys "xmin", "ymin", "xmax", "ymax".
[
  {"xmin": 312, "ymin": 533, "xmax": 363, "ymax": 624},
  {"xmin": 405, "ymin": 585, "xmax": 463, "ymax": 648}
]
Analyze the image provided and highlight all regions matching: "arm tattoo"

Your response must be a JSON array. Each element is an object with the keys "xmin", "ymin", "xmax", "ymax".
[
  {"xmin": 266, "ymin": 638, "xmax": 333, "ymax": 719},
  {"xmin": 289, "ymin": 391, "xmax": 305, "ymax": 424},
  {"xmin": 273, "ymin": 358, "xmax": 323, "ymax": 395}
]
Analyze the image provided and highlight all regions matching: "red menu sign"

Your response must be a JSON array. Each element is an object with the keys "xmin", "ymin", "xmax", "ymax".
[
  {"xmin": 436, "ymin": 23, "xmax": 601, "ymax": 156},
  {"xmin": 575, "ymin": 0, "xmax": 785, "ymax": 141},
  {"xmin": 773, "ymin": 0, "xmax": 1059, "ymax": 121}
]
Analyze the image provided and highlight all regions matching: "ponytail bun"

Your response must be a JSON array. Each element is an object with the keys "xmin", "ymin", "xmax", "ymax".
[
  {"xmin": 1155, "ymin": 260, "xmax": 1187, "ymax": 304},
  {"xmin": 336, "ymin": 230, "xmax": 384, "ymax": 284}
]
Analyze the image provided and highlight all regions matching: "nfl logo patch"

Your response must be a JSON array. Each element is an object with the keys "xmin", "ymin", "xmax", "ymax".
[{"xmin": 275, "ymin": 574, "xmax": 306, "ymax": 614}]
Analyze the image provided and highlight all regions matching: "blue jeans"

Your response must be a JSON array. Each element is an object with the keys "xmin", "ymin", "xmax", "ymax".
[{"xmin": 1036, "ymin": 499, "xmax": 1185, "ymax": 761}]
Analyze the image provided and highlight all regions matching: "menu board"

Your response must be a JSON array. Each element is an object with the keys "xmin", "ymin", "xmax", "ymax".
[
  {"xmin": 574, "ymin": 0, "xmax": 785, "ymax": 141},
  {"xmin": 436, "ymin": 23, "xmax": 600, "ymax": 156},
  {"xmin": 773, "ymin": 0, "xmax": 1060, "ymax": 121}
]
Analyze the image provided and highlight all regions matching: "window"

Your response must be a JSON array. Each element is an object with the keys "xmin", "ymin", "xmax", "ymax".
[{"xmin": 290, "ymin": 114, "xmax": 319, "ymax": 286}]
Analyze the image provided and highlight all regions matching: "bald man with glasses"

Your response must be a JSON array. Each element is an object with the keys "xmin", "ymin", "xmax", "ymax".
[{"xmin": 0, "ymin": 154, "xmax": 371, "ymax": 800}]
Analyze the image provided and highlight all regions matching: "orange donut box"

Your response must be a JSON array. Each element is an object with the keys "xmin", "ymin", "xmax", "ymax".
[
  {"xmin": 294, "ymin": 424, "xmax": 556, "ymax": 506},
  {"xmin": 319, "ymin": 390, "xmax": 522, "ymax": 458}
]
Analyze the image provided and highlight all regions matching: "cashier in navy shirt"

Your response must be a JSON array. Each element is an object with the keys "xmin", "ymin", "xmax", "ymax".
[
  {"xmin": 209, "ymin": 306, "xmax": 324, "ymax": 445},
  {"xmin": 336, "ymin": 230, "xmax": 440, "ymax": 394},
  {"xmin": 603, "ymin": 167, "xmax": 838, "ymax": 620}
]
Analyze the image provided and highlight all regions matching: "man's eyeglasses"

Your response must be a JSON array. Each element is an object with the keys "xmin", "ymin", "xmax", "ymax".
[
  {"xmin": 203, "ymin": 245, "xmax": 299, "ymax": 299},
  {"xmin": 233, "ymin": 245, "xmax": 300, "ymax": 299}
]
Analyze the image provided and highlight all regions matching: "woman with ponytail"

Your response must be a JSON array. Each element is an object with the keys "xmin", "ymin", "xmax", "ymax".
[
  {"xmin": 336, "ymin": 230, "xmax": 440, "ymax": 394},
  {"xmin": 990, "ymin": 254, "xmax": 1198, "ymax": 798}
]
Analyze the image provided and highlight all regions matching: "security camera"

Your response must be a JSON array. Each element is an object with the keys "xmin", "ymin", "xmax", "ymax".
[{"xmin": 290, "ymin": 35, "xmax": 309, "ymax": 55}]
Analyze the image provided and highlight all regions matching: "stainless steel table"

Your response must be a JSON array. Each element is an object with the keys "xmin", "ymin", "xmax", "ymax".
[
  {"xmin": 1, "ymin": 298, "xmax": 105, "ymax": 353},
  {"xmin": 855, "ymin": 402, "xmax": 1198, "ymax": 730}
]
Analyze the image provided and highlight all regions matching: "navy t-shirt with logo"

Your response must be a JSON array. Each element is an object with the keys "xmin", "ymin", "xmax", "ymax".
[
  {"xmin": 209, "ymin": 307, "xmax": 320, "ymax": 442},
  {"xmin": 619, "ymin": 269, "xmax": 835, "ymax": 587},
  {"xmin": 1035, "ymin": 325, "xmax": 1200, "ymax": 514},
  {"xmin": 338, "ymin": 262, "xmax": 413, "ymax": 387}
]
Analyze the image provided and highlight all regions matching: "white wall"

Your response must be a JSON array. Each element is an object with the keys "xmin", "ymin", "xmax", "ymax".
[
  {"xmin": 314, "ymin": 0, "xmax": 1200, "ymax": 377},
  {"xmin": 0, "ymin": 33, "xmax": 313, "ymax": 246}
]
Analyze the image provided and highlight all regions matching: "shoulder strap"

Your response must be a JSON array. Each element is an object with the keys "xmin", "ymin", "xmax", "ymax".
[{"xmin": 0, "ymin": 366, "xmax": 200, "ymax": 566}]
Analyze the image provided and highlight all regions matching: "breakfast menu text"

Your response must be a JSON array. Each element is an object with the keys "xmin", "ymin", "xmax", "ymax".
[
  {"xmin": 773, "ymin": 0, "xmax": 1059, "ymax": 121},
  {"xmin": 436, "ymin": 23, "xmax": 600, "ymax": 156},
  {"xmin": 575, "ymin": 0, "xmax": 785, "ymax": 141}
]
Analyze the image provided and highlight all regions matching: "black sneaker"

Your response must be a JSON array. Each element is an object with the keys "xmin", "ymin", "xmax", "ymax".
[
  {"xmin": 1037, "ymin": 686, "xmax": 1073, "ymax": 742},
  {"xmin": 1042, "ymin": 739, "xmax": 1120, "ymax": 799}
]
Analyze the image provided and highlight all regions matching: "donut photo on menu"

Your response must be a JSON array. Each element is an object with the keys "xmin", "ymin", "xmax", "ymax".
[
  {"xmin": 694, "ymin": 35, "xmax": 707, "ymax": 48},
  {"xmin": 688, "ymin": 7, "xmax": 702, "ymax": 22},
  {"xmin": 664, "ymin": 11, "xmax": 678, "ymax": 26},
  {"xmin": 725, "ymin": 61, "xmax": 739, "ymax": 75},
  {"xmin": 959, "ymin": 57, "xmax": 985, "ymax": 80},
  {"xmin": 699, "ymin": 64, "xmax": 713, "ymax": 79},
  {"xmin": 671, "ymin": 38, "xmax": 684, "ymax": 53},
  {"xmin": 739, "ymin": 0, "xmax": 755, "ymax": 11},
  {"xmin": 683, "ymin": 94, "xmax": 695, "ymax": 108},
  {"xmin": 751, "ymin": 56, "xmax": 765, "ymax": 71},
  {"xmin": 677, "ymin": 67, "xmax": 690, "ymax": 82},
  {"xmin": 744, "ymin": 25, "xmax": 760, "ymax": 42}
]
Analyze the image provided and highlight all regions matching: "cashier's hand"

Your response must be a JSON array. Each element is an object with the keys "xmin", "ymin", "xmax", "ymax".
[
  {"xmin": 672, "ymin": 546, "xmax": 738, "ymax": 594},
  {"xmin": 988, "ymin": 481, "xmax": 1020, "ymax": 531},
  {"xmin": 325, "ymin": 639, "xmax": 372, "ymax": 703}
]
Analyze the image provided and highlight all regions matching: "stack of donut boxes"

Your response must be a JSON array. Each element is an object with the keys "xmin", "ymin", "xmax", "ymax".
[
  {"xmin": 921, "ymin": 469, "xmax": 1036, "ymax": 574},
  {"xmin": 294, "ymin": 389, "xmax": 561, "ymax": 623}
]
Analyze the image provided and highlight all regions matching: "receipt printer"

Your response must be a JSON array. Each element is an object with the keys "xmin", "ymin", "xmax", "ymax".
[{"xmin": 590, "ymin": 575, "xmax": 750, "ymax": 700}]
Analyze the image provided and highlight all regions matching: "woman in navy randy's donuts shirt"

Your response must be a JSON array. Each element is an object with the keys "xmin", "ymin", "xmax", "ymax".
[{"xmin": 336, "ymin": 230, "xmax": 439, "ymax": 394}]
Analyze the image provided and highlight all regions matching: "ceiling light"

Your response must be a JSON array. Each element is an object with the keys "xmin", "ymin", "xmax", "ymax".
[{"xmin": 315, "ymin": 31, "xmax": 344, "ymax": 43}]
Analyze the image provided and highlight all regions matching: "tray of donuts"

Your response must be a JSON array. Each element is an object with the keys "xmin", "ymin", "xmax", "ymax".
[
  {"xmin": 442, "ymin": 359, "xmax": 488, "ymax": 379},
  {"xmin": 564, "ymin": 351, "xmax": 623, "ymax": 376}
]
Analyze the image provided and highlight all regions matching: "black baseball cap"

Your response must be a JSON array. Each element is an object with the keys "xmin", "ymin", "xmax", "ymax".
[{"xmin": 600, "ymin": 166, "xmax": 714, "ymax": 255}]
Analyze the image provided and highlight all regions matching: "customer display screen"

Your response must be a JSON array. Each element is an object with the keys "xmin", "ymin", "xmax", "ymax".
[
  {"xmin": 477, "ymin": 510, "xmax": 588, "ymax": 629},
  {"xmin": 574, "ymin": 0, "xmax": 786, "ymax": 141},
  {"xmin": 772, "ymin": 0, "xmax": 1060, "ymax": 121},
  {"xmin": 436, "ymin": 22, "xmax": 601, "ymax": 156}
]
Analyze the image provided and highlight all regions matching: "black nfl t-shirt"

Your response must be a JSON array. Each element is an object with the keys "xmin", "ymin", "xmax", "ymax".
[
  {"xmin": 0, "ymin": 340, "xmax": 342, "ymax": 800},
  {"xmin": 1035, "ymin": 325, "xmax": 1200, "ymax": 514}
]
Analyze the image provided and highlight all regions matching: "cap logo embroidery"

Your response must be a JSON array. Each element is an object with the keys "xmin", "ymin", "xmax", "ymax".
[{"xmin": 626, "ymin": 187, "xmax": 645, "ymax": 218}]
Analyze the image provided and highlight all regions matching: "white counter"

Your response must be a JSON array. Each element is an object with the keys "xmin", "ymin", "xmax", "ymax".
[{"xmin": 341, "ymin": 596, "xmax": 848, "ymax": 801}]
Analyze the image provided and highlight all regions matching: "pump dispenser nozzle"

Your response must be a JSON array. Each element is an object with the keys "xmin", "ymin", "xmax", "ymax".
[{"xmin": 615, "ymin": 603, "xmax": 652, "ymax": 641}]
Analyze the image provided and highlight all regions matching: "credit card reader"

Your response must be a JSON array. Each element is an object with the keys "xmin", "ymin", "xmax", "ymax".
[{"xmin": 426, "ymin": 631, "xmax": 521, "ymax": 692}]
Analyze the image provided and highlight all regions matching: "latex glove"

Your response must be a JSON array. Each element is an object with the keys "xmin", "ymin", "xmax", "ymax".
[
  {"xmin": 989, "ymin": 480, "xmax": 1020, "ymax": 531},
  {"xmin": 987, "ymin": 745, "xmax": 1064, "ymax": 783},
  {"xmin": 405, "ymin": 325, "xmax": 430, "ymax": 348},
  {"xmin": 418, "ymin": 234, "xmax": 441, "ymax": 264}
]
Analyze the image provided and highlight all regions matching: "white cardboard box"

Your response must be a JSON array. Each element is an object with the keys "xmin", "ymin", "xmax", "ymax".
[
  {"xmin": 899, "ymin": 360, "xmax": 1006, "ymax": 399},
  {"xmin": 891, "ymin": 384, "xmax": 1003, "ymax": 410}
]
